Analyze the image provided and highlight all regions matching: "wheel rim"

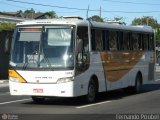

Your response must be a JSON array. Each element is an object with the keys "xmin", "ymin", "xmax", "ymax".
[
  {"xmin": 88, "ymin": 83, "xmax": 96, "ymax": 102},
  {"xmin": 136, "ymin": 76, "xmax": 141, "ymax": 93},
  {"xmin": 137, "ymin": 80, "xmax": 141, "ymax": 91}
]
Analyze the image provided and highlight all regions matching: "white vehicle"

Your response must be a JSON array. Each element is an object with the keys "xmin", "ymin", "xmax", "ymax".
[{"xmin": 8, "ymin": 17, "xmax": 155, "ymax": 103}]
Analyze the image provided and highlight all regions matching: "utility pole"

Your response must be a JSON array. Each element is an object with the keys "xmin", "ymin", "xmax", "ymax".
[
  {"xmin": 100, "ymin": 6, "xmax": 102, "ymax": 18},
  {"xmin": 86, "ymin": 5, "xmax": 90, "ymax": 19},
  {"xmin": 147, "ymin": 17, "xmax": 149, "ymax": 26}
]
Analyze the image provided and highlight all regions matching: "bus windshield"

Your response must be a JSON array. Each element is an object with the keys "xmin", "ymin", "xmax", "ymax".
[{"xmin": 10, "ymin": 26, "xmax": 74, "ymax": 70}]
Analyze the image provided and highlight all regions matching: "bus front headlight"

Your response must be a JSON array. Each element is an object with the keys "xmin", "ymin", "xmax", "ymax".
[
  {"xmin": 9, "ymin": 77, "xmax": 19, "ymax": 83},
  {"xmin": 57, "ymin": 77, "xmax": 74, "ymax": 84}
]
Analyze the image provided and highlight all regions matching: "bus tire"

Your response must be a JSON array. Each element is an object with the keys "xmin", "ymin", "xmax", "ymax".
[
  {"xmin": 31, "ymin": 96, "xmax": 45, "ymax": 103},
  {"xmin": 133, "ymin": 73, "xmax": 142, "ymax": 93},
  {"xmin": 86, "ymin": 79, "xmax": 97, "ymax": 103}
]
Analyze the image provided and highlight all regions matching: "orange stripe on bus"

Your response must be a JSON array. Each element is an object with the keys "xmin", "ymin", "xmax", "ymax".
[
  {"xmin": 100, "ymin": 51, "xmax": 144, "ymax": 82},
  {"xmin": 9, "ymin": 70, "xmax": 27, "ymax": 83}
]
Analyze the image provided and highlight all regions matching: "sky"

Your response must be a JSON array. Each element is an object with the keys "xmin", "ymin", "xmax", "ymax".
[{"xmin": 0, "ymin": 0, "xmax": 160, "ymax": 25}]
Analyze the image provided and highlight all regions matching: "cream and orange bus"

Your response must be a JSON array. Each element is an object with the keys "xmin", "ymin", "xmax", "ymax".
[{"xmin": 8, "ymin": 17, "xmax": 155, "ymax": 103}]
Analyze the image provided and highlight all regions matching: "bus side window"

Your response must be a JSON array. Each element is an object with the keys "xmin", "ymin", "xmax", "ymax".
[
  {"xmin": 104, "ymin": 30, "xmax": 109, "ymax": 50},
  {"xmin": 77, "ymin": 27, "xmax": 89, "ymax": 53},
  {"xmin": 117, "ymin": 31, "xmax": 123, "ymax": 50},
  {"xmin": 95, "ymin": 29, "xmax": 103, "ymax": 51},
  {"xmin": 102, "ymin": 30, "xmax": 106, "ymax": 50},
  {"xmin": 149, "ymin": 34, "xmax": 155, "ymax": 51},
  {"xmin": 143, "ymin": 34, "xmax": 149, "ymax": 51},
  {"xmin": 131, "ymin": 33, "xmax": 139, "ymax": 50},
  {"xmin": 123, "ymin": 32, "xmax": 130, "ymax": 50},
  {"xmin": 109, "ymin": 31, "xmax": 117, "ymax": 51},
  {"xmin": 138, "ymin": 34, "xmax": 143, "ymax": 50}
]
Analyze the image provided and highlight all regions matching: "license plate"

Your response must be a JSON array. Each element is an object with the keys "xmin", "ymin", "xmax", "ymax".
[{"xmin": 33, "ymin": 88, "xmax": 43, "ymax": 93}]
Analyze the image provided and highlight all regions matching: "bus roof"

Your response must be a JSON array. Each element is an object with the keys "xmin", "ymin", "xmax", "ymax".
[{"xmin": 17, "ymin": 18, "xmax": 154, "ymax": 33}]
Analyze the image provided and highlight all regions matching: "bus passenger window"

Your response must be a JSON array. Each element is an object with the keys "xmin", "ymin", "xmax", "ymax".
[
  {"xmin": 123, "ymin": 32, "xmax": 130, "ymax": 50},
  {"xmin": 131, "ymin": 33, "xmax": 139, "ymax": 50},
  {"xmin": 95, "ymin": 30, "xmax": 103, "ymax": 51},
  {"xmin": 117, "ymin": 32, "xmax": 123, "ymax": 50},
  {"xmin": 77, "ymin": 27, "xmax": 89, "ymax": 52},
  {"xmin": 143, "ymin": 34, "xmax": 149, "ymax": 50},
  {"xmin": 149, "ymin": 34, "xmax": 154, "ymax": 51},
  {"xmin": 109, "ymin": 31, "xmax": 117, "ymax": 50},
  {"xmin": 138, "ymin": 34, "xmax": 143, "ymax": 50}
]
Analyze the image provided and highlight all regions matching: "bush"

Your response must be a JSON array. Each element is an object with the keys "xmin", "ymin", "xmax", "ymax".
[{"xmin": 0, "ymin": 23, "xmax": 16, "ymax": 32}]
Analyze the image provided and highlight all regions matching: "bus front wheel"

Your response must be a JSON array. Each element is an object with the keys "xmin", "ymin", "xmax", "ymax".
[{"xmin": 86, "ymin": 79, "xmax": 97, "ymax": 103}]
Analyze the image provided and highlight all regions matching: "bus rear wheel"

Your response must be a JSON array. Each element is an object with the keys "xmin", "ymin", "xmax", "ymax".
[
  {"xmin": 124, "ymin": 73, "xmax": 142, "ymax": 94},
  {"xmin": 134, "ymin": 74, "xmax": 142, "ymax": 93},
  {"xmin": 31, "ymin": 96, "xmax": 45, "ymax": 103}
]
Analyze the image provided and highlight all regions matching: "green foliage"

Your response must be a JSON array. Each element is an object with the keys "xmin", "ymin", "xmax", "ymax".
[
  {"xmin": 156, "ymin": 29, "xmax": 160, "ymax": 44},
  {"xmin": 87, "ymin": 15, "xmax": 104, "ymax": 22},
  {"xmin": 132, "ymin": 16, "xmax": 160, "ymax": 42},
  {"xmin": 0, "ymin": 23, "xmax": 16, "ymax": 32},
  {"xmin": 114, "ymin": 17, "xmax": 123, "ymax": 21},
  {"xmin": 17, "ymin": 9, "xmax": 57, "ymax": 18},
  {"xmin": 17, "ymin": 10, "xmax": 23, "ymax": 13},
  {"xmin": 47, "ymin": 11, "xmax": 57, "ymax": 18},
  {"xmin": 113, "ymin": 17, "xmax": 126, "ymax": 25},
  {"xmin": 24, "ymin": 8, "xmax": 35, "ymax": 14},
  {"xmin": 132, "ymin": 16, "xmax": 159, "ymax": 29}
]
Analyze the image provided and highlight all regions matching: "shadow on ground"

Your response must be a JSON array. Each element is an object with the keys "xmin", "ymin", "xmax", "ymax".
[{"xmin": 23, "ymin": 82, "xmax": 160, "ymax": 106}]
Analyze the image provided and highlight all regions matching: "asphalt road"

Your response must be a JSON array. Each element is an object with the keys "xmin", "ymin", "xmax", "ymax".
[{"xmin": 0, "ymin": 73, "xmax": 160, "ymax": 120}]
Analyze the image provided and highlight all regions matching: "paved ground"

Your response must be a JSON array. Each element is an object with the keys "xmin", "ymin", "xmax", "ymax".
[
  {"xmin": 0, "ymin": 80, "xmax": 8, "ymax": 87},
  {"xmin": 0, "ymin": 80, "xmax": 159, "ymax": 120}
]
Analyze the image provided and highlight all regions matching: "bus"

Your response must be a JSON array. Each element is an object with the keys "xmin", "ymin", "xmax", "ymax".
[{"xmin": 8, "ymin": 17, "xmax": 155, "ymax": 103}]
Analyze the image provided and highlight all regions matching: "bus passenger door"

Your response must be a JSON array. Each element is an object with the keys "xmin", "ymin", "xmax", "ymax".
[
  {"xmin": 148, "ymin": 52, "xmax": 155, "ymax": 81},
  {"xmin": 148, "ymin": 35, "xmax": 155, "ymax": 81}
]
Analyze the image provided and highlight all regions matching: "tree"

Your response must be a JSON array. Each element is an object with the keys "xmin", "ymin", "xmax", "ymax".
[
  {"xmin": 114, "ymin": 17, "xmax": 123, "ymax": 21},
  {"xmin": 156, "ymin": 29, "xmax": 160, "ymax": 46},
  {"xmin": 24, "ymin": 8, "xmax": 35, "ymax": 14},
  {"xmin": 0, "ymin": 23, "xmax": 16, "ymax": 32},
  {"xmin": 17, "ymin": 10, "xmax": 23, "ymax": 13},
  {"xmin": 113, "ymin": 17, "xmax": 126, "ymax": 25},
  {"xmin": 132, "ymin": 16, "xmax": 159, "ymax": 29},
  {"xmin": 47, "ymin": 11, "xmax": 57, "ymax": 18},
  {"xmin": 132, "ymin": 16, "xmax": 160, "ymax": 43},
  {"xmin": 87, "ymin": 15, "xmax": 104, "ymax": 22}
]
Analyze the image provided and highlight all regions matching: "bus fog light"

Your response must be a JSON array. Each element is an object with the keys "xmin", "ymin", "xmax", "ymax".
[
  {"xmin": 9, "ymin": 77, "xmax": 19, "ymax": 83},
  {"xmin": 57, "ymin": 77, "xmax": 74, "ymax": 84}
]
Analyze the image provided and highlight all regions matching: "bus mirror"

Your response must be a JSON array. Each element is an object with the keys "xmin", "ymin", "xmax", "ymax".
[
  {"xmin": 76, "ymin": 53, "xmax": 83, "ymax": 67},
  {"xmin": 77, "ymin": 53, "xmax": 82, "ymax": 61},
  {"xmin": 76, "ymin": 53, "xmax": 88, "ymax": 67}
]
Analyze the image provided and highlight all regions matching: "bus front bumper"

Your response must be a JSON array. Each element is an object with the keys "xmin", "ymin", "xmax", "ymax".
[{"xmin": 9, "ymin": 81, "xmax": 77, "ymax": 97}]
